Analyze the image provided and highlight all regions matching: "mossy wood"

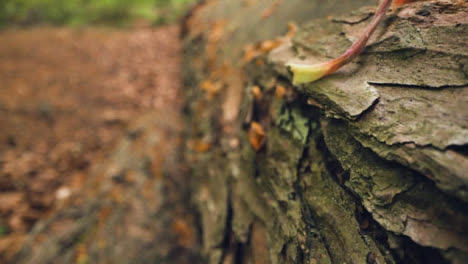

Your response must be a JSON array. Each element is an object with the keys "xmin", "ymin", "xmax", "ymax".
[
  {"xmin": 182, "ymin": 0, "xmax": 468, "ymax": 263},
  {"xmin": 10, "ymin": 0, "xmax": 468, "ymax": 263}
]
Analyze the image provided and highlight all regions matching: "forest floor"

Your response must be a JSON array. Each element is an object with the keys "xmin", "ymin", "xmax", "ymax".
[{"xmin": 0, "ymin": 25, "xmax": 183, "ymax": 261}]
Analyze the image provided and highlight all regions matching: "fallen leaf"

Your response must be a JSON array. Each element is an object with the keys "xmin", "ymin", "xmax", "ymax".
[
  {"xmin": 242, "ymin": 44, "xmax": 258, "ymax": 62},
  {"xmin": 259, "ymin": 40, "xmax": 282, "ymax": 53},
  {"xmin": 249, "ymin": 122, "xmax": 266, "ymax": 151},
  {"xmin": 275, "ymin": 85, "xmax": 286, "ymax": 99},
  {"xmin": 285, "ymin": 22, "xmax": 297, "ymax": 39},
  {"xmin": 201, "ymin": 80, "xmax": 222, "ymax": 98},
  {"xmin": 243, "ymin": 22, "xmax": 296, "ymax": 63},
  {"xmin": 252, "ymin": 86, "xmax": 263, "ymax": 101},
  {"xmin": 193, "ymin": 140, "xmax": 211, "ymax": 153},
  {"xmin": 261, "ymin": 0, "xmax": 282, "ymax": 19},
  {"xmin": 172, "ymin": 218, "xmax": 194, "ymax": 248}
]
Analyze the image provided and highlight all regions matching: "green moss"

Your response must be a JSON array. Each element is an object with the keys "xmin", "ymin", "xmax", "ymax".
[
  {"xmin": 276, "ymin": 103, "xmax": 310, "ymax": 145},
  {"xmin": 302, "ymin": 140, "xmax": 390, "ymax": 264},
  {"xmin": 322, "ymin": 119, "xmax": 416, "ymax": 206}
]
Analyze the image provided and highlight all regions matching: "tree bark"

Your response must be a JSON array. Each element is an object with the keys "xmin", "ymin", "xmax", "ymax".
[
  {"xmin": 12, "ymin": 1, "xmax": 468, "ymax": 263},
  {"xmin": 182, "ymin": 0, "xmax": 468, "ymax": 263}
]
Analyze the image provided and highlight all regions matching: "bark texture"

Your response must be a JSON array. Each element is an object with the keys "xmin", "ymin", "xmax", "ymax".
[
  {"xmin": 182, "ymin": 0, "xmax": 468, "ymax": 263},
  {"xmin": 11, "ymin": 1, "xmax": 468, "ymax": 263}
]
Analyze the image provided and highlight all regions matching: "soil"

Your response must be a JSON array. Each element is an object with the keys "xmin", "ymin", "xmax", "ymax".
[{"xmin": 0, "ymin": 25, "xmax": 182, "ymax": 261}]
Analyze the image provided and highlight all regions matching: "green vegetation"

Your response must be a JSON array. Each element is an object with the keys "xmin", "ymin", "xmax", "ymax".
[
  {"xmin": 0, "ymin": 226, "xmax": 8, "ymax": 237},
  {"xmin": 0, "ymin": 0, "xmax": 196, "ymax": 27}
]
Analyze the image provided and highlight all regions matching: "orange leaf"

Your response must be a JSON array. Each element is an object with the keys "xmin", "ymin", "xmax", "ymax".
[
  {"xmin": 172, "ymin": 218, "xmax": 194, "ymax": 248},
  {"xmin": 201, "ymin": 80, "xmax": 221, "ymax": 98},
  {"xmin": 194, "ymin": 140, "xmax": 211, "ymax": 153},
  {"xmin": 252, "ymin": 86, "xmax": 263, "ymax": 101},
  {"xmin": 249, "ymin": 122, "xmax": 265, "ymax": 151},
  {"xmin": 243, "ymin": 44, "xmax": 258, "ymax": 62},
  {"xmin": 285, "ymin": 23, "xmax": 297, "ymax": 39},
  {"xmin": 259, "ymin": 40, "xmax": 282, "ymax": 53},
  {"xmin": 275, "ymin": 85, "xmax": 286, "ymax": 99},
  {"xmin": 261, "ymin": 0, "xmax": 282, "ymax": 19}
]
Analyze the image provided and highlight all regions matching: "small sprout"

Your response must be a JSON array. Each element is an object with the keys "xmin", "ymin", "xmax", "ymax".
[
  {"xmin": 287, "ymin": 61, "xmax": 336, "ymax": 85},
  {"xmin": 249, "ymin": 121, "xmax": 265, "ymax": 151},
  {"xmin": 287, "ymin": 0, "xmax": 393, "ymax": 85}
]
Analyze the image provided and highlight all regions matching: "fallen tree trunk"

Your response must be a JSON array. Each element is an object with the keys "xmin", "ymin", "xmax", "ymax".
[
  {"xmin": 12, "ymin": 1, "xmax": 468, "ymax": 263},
  {"xmin": 182, "ymin": 0, "xmax": 468, "ymax": 263}
]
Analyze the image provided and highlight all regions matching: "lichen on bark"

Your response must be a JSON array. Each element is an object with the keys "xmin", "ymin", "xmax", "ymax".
[{"xmin": 182, "ymin": 0, "xmax": 468, "ymax": 263}]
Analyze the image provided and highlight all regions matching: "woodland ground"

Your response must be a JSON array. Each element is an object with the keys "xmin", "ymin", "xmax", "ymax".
[{"xmin": 0, "ymin": 25, "xmax": 182, "ymax": 261}]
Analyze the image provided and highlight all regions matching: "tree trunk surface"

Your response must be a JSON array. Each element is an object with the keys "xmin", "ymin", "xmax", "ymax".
[
  {"xmin": 181, "ymin": 0, "xmax": 468, "ymax": 263},
  {"xmin": 13, "ymin": 0, "xmax": 468, "ymax": 263}
]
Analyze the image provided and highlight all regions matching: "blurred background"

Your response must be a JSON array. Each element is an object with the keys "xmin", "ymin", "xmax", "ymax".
[
  {"xmin": 0, "ymin": 0, "xmax": 197, "ymax": 263},
  {"xmin": 0, "ymin": 0, "xmax": 194, "ymax": 27}
]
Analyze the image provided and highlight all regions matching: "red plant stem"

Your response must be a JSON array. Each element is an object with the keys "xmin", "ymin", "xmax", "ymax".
[
  {"xmin": 326, "ymin": 0, "xmax": 393, "ymax": 74},
  {"xmin": 393, "ymin": 0, "xmax": 419, "ymax": 6}
]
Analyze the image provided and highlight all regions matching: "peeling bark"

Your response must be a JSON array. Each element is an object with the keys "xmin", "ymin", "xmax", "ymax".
[
  {"xmin": 12, "ymin": 1, "xmax": 467, "ymax": 263},
  {"xmin": 182, "ymin": 0, "xmax": 468, "ymax": 263}
]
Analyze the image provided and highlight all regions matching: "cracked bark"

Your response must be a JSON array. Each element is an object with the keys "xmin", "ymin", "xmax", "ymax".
[
  {"xmin": 182, "ymin": 0, "xmax": 468, "ymax": 263},
  {"xmin": 11, "ymin": 1, "xmax": 467, "ymax": 263}
]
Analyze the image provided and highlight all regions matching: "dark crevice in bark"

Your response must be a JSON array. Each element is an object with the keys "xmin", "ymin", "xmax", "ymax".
[
  {"xmin": 396, "ymin": 236, "xmax": 450, "ymax": 264},
  {"xmin": 315, "ymin": 134, "xmax": 350, "ymax": 186},
  {"xmin": 365, "ymin": 47, "xmax": 427, "ymax": 58},
  {"xmin": 352, "ymin": 96, "xmax": 381, "ymax": 122},
  {"xmin": 236, "ymin": 224, "xmax": 253, "ymax": 264},
  {"xmin": 218, "ymin": 188, "xmax": 234, "ymax": 264},
  {"xmin": 332, "ymin": 12, "xmax": 373, "ymax": 25},
  {"xmin": 295, "ymin": 245, "xmax": 306, "ymax": 264},
  {"xmin": 279, "ymin": 242, "xmax": 289, "ymax": 260},
  {"xmin": 368, "ymin": 81, "xmax": 468, "ymax": 90},
  {"xmin": 292, "ymin": 115, "xmax": 336, "ymax": 264},
  {"xmin": 191, "ymin": 196, "xmax": 205, "ymax": 252},
  {"xmin": 233, "ymin": 241, "xmax": 248, "ymax": 264},
  {"xmin": 314, "ymin": 124, "xmax": 453, "ymax": 264},
  {"xmin": 448, "ymin": 144, "xmax": 468, "ymax": 157},
  {"xmin": 294, "ymin": 151, "xmax": 312, "ymax": 264}
]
